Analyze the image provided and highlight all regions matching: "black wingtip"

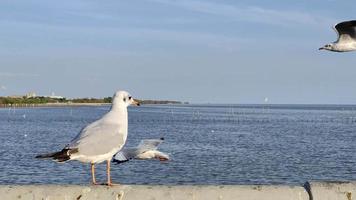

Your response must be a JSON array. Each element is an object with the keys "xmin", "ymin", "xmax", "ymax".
[
  {"xmin": 35, "ymin": 152, "xmax": 56, "ymax": 159},
  {"xmin": 303, "ymin": 181, "xmax": 313, "ymax": 200},
  {"xmin": 35, "ymin": 155, "xmax": 43, "ymax": 159},
  {"xmin": 112, "ymin": 159, "xmax": 129, "ymax": 164},
  {"xmin": 160, "ymin": 137, "xmax": 165, "ymax": 140},
  {"xmin": 35, "ymin": 148, "xmax": 73, "ymax": 162}
]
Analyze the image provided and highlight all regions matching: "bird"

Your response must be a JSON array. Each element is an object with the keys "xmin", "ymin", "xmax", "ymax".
[
  {"xmin": 319, "ymin": 20, "xmax": 356, "ymax": 52},
  {"xmin": 36, "ymin": 90, "xmax": 140, "ymax": 186},
  {"xmin": 113, "ymin": 137, "xmax": 169, "ymax": 164}
]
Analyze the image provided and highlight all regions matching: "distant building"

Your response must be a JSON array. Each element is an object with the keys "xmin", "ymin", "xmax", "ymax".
[
  {"xmin": 46, "ymin": 92, "xmax": 64, "ymax": 99},
  {"xmin": 26, "ymin": 92, "xmax": 37, "ymax": 98},
  {"xmin": 24, "ymin": 91, "xmax": 65, "ymax": 99},
  {"xmin": 48, "ymin": 95, "xmax": 65, "ymax": 99}
]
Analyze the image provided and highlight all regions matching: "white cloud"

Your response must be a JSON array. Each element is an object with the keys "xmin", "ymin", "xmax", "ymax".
[
  {"xmin": 0, "ymin": 85, "xmax": 6, "ymax": 90},
  {"xmin": 0, "ymin": 72, "xmax": 39, "ymax": 78},
  {"xmin": 149, "ymin": 0, "xmax": 335, "ymax": 27}
]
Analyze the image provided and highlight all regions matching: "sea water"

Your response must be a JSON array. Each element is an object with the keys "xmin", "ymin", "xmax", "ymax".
[{"xmin": 1, "ymin": 104, "xmax": 356, "ymax": 185}]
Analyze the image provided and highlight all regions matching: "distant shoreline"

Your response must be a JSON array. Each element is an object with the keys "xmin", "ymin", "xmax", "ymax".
[
  {"xmin": 0, "ymin": 103, "xmax": 110, "ymax": 108},
  {"xmin": 0, "ymin": 96, "xmax": 186, "ymax": 108},
  {"xmin": 0, "ymin": 101, "xmax": 185, "ymax": 108}
]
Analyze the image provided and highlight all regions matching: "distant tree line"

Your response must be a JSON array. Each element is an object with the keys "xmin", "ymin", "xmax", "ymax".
[
  {"xmin": 70, "ymin": 97, "xmax": 112, "ymax": 104},
  {"xmin": 0, "ymin": 96, "xmax": 66, "ymax": 105},
  {"xmin": 137, "ymin": 100, "xmax": 183, "ymax": 104},
  {"xmin": 0, "ymin": 96, "xmax": 184, "ymax": 106}
]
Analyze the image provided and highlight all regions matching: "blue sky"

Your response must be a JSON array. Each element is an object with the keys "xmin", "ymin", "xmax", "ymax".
[{"xmin": 1, "ymin": 0, "xmax": 356, "ymax": 104}]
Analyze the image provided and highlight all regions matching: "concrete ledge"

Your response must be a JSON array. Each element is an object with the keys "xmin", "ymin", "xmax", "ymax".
[
  {"xmin": 307, "ymin": 181, "xmax": 356, "ymax": 200},
  {"xmin": 0, "ymin": 185, "xmax": 309, "ymax": 200}
]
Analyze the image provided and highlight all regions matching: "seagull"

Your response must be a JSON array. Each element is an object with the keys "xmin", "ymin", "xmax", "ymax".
[
  {"xmin": 319, "ymin": 20, "xmax": 356, "ymax": 52},
  {"xmin": 113, "ymin": 138, "xmax": 169, "ymax": 164},
  {"xmin": 36, "ymin": 90, "xmax": 140, "ymax": 186}
]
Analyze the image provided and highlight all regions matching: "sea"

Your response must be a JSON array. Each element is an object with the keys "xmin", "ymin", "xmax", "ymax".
[{"xmin": 1, "ymin": 104, "xmax": 356, "ymax": 185}]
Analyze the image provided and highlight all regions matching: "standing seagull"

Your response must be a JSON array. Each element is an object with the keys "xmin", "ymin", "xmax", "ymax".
[
  {"xmin": 36, "ymin": 91, "xmax": 140, "ymax": 186},
  {"xmin": 319, "ymin": 20, "xmax": 356, "ymax": 52},
  {"xmin": 113, "ymin": 138, "xmax": 169, "ymax": 164}
]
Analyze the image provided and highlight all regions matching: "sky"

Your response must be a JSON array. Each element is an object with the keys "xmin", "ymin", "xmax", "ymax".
[{"xmin": 1, "ymin": 0, "xmax": 356, "ymax": 104}]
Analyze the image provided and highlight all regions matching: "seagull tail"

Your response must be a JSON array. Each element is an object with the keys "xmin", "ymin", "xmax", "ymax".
[
  {"xmin": 35, "ymin": 152, "xmax": 58, "ymax": 159},
  {"xmin": 35, "ymin": 148, "xmax": 74, "ymax": 162}
]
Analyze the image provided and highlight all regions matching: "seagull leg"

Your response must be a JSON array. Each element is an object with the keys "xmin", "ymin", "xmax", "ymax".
[
  {"xmin": 91, "ymin": 163, "xmax": 98, "ymax": 185},
  {"xmin": 106, "ymin": 160, "xmax": 113, "ymax": 186},
  {"xmin": 106, "ymin": 159, "xmax": 118, "ymax": 186}
]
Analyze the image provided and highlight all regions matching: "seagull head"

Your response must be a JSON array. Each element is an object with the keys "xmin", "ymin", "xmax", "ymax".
[
  {"xmin": 112, "ymin": 91, "xmax": 140, "ymax": 107},
  {"xmin": 319, "ymin": 43, "xmax": 334, "ymax": 51}
]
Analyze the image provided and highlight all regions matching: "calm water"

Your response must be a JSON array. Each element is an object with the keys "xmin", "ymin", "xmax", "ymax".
[{"xmin": 1, "ymin": 104, "xmax": 356, "ymax": 185}]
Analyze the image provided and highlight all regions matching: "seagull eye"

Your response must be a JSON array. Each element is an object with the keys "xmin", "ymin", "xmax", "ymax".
[{"xmin": 128, "ymin": 96, "xmax": 132, "ymax": 100}]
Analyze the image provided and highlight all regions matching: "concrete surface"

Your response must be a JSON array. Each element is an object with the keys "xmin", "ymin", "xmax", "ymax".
[
  {"xmin": 307, "ymin": 181, "xmax": 356, "ymax": 200},
  {"xmin": 3, "ymin": 182, "xmax": 356, "ymax": 200},
  {"xmin": 0, "ymin": 184, "xmax": 309, "ymax": 200}
]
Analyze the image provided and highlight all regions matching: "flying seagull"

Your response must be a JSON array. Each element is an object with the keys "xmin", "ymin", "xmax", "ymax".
[
  {"xmin": 113, "ymin": 138, "xmax": 169, "ymax": 164},
  {"xmin": 319, "ymin": 20, "xmax": 356, "ymax": 52},
  {"xmin": 36, "ymin": 90, "xmax": 140, "ymax": 186}
]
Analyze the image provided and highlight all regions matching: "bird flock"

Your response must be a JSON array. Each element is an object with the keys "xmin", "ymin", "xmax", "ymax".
[{"xmin": 36, "ymin": 19, "xmax": 355, "ymax": 186}]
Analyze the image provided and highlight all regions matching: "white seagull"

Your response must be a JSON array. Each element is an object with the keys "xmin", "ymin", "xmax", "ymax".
[
  {"xmin": 319, "ymin": 20, "xmax": 356, "ymax": 52},
  {"xmin": 113, "ymin": 138, "xmax": 169, "ymax": 164},
  {"xmin": 36, "ymin": 90, "xmax": 140, "ymax": 186}
]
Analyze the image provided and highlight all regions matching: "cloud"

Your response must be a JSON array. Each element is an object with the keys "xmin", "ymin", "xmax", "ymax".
[
  {"xmin": 149, "ymin": 0, "xmax": 335, "ymax": 27},
  {"xmin": 0, "ymin": 85, "xmax": 6, "ymax": 90},
  {"xmin": 1, "ymin": 19, "xmax": 250, "ymax": 52},
  {"xmin": 0, "ymin": 72, "xmax": 39, "ymax": 78}
]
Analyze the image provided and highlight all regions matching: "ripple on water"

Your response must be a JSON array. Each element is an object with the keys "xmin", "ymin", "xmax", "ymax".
[{"xmin": 1, "ymin": 105, "xmax": 356, "ymax": 185}]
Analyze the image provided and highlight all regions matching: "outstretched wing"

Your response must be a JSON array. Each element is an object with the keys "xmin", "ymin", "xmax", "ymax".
[
  {"xmin": 137, "ymin": 138, "xmax": 164, "ymax": 150},
  {"xmin": 334, "ymin": 20, "xmax": 356, "ymax": 42},
  {"xmin": 113, "ymin": 138, "xmax": 165, "ymax": 164},
  {"xmin": 113, "ymin": 147, "xmax": 140, "ymax": 163}
]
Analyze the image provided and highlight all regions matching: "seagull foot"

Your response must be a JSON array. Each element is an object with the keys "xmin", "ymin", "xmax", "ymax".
[{"xmin": 105, "ymin": 182, "xmax": 120, "ymax": 186}]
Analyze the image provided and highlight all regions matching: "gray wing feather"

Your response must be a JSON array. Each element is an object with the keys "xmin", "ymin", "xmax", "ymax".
[
  {"xmin": 113, "ymin": 147, "xmax": 141, "ymax": 161},
  {"xmin": 113, "ymin": 138, "xmax": 165, "ymax": 162},
  {"xmin": 68, "ymin": 120, "xmax": 124, "ymax": 156},
  {"xmin": 137, "ymin": 139, "xmax": 163, "ymax": 150}
]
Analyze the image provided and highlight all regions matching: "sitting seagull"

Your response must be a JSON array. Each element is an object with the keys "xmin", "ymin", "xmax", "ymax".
[
  {"xmin": 319, "ymin": 20, "xmax": 356, "ymax": 52},
  {"xmin": 36, "ymin": 91, "xmax": 140, "ymax": 186},
  {"xmin": 113, "ymin": 138, "xmax": 169, "ymax": 164}
]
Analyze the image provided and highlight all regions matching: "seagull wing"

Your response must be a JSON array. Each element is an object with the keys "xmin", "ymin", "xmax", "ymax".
[
  {"xmin": 334, "ymin": 20, "xmax": 356, "ymax": 42},
  {"xmin": 137, "ymin": 138, "xmax": 164, "ymax": 151},
  {"xmin": 113, "ymin": 138, "xmax": 165, "ymax": 164},
  {"xmin": 113, "ymin": 147, "xmax": 140, "ymax": 163},
  {"xmin": 68, "ymin": 119, "xmax": 102, "ymax": 146},
  {"xmin": 67, "ymin": 118, "xmax": 124, "ymax": 157}
]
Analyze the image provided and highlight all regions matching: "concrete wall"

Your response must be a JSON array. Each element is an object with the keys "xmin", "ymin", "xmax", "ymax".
[
  {"xmin": 307, "ymin": 182, "xmax": 356, "ymax": 200},
  {"xmin": 0, "ymin": 182, "xmax": 355, "ymax": 200}
]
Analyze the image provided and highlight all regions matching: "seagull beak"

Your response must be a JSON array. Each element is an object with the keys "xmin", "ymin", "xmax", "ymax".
[
  {"xmin": 132, "ymin": 99, "xmax": 140, "ymax": 106},
  {"xmin": 319, "ymin": 47, "xmax": 325, "ymax": 50}
]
